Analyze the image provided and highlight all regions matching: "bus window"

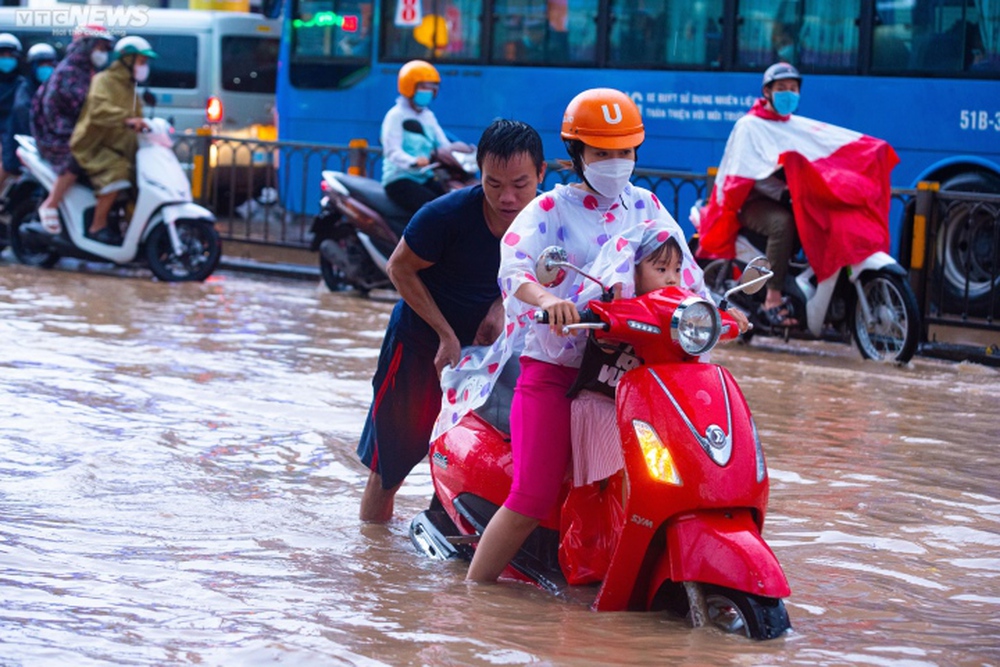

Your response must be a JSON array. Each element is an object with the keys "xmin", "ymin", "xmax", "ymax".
[
  {"xmin": 609, "ymin": 0, "xmax": 724, "ymax": 68},
  {"xmin": 737, "ymin": 0, "xmax": 858, "ymax": 71},
  {"xmin": 144, "ymin": 35, "xmax": 199, "ymax": 89},
  {"xmin": 222, "ymin": 36, "xmax": 280, "ymax": 93},
  {"xmin": 491, "ymin": 0, "xmax": 596, "ymax": 65},
  {"xmin": 381, "ymin": 0, "xmax": 482, "ymax": 61},
  {"xmin": 291, "ymin": 0, "xmax": 372, "ymax": 88},
  {"xmin": 874, "ymin": 0, "xmax": 998, "ymax": 75}
]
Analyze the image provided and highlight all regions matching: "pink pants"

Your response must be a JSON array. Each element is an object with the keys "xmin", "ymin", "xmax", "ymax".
[{"xmin": 505, "ymin": 357, "xmax": 579, "ymax": 520}]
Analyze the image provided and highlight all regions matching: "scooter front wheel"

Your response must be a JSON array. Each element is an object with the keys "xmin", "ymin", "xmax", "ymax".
[
  {"xmin": 850, "ymin": 269, "xmax": 920, "ymax": 364},
  {"xmin": 145, "ymin": 220, "xmax": 221, "ymax": 282},
  {"xmin": 318, "ymin": 254, "xmax": 351, "ymax": 293},
  {"xmin": 9, "ymin": 195, "xmax": 60, "ymax": 268},
  {"xmin": 702, "ymin": 584, "xmax": 790, "ymax": 640}
]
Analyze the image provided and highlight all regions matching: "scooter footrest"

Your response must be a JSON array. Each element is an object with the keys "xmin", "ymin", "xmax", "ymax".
[
  {"xmin": 453, "ymin": 493, "xmax": 568, "ymax": 594},
  {"xmin": 410, "ymin": 509, "xmax": 472, "ymax": 561}
]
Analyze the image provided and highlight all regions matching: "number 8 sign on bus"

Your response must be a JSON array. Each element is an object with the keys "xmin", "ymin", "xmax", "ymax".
[{"xmin": 395, "ymin": 0, "xmax": 422, "ymax": 27}]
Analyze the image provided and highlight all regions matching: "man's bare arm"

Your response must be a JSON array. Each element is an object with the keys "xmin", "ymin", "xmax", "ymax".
[{"xmin": 386, "ymin": 239, "xmax": 460, "ymax": 375}]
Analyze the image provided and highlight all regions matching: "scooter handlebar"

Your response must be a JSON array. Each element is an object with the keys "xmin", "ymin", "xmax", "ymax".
[{"xmin": 533, "ymin": 309, "xmax": 603, "ymax": 326}]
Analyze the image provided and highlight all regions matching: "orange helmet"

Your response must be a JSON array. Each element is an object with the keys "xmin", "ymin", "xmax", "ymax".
[
  {"xmin": 397, "ymin": 60, "xmax": 440, "ymax": 98},
  {"xmin": 560, "ymin": 88, "xmax": 644, "ymax": 149}
]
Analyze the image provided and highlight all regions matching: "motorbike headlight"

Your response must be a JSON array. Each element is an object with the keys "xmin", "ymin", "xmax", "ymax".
[
  {"xmin": 670, "ymin": 297, "xmax": 721, "ymax": 356},
  {"xmin": 633, "ymin": 419, "xmax": 682, "ymax": 486}
]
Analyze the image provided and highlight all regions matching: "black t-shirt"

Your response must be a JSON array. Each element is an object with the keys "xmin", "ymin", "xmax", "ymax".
[{"xmin": 397, "ymin": 185, "xmax": 501, "ymax": 346}]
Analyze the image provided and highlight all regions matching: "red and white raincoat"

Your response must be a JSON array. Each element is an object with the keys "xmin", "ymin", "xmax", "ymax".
[{"xmin": 696, "ymin": 99, "xmax": 899, "ymax": 282}]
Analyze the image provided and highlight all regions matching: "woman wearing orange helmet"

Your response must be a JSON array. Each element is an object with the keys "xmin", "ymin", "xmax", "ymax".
[
  {"xmin": 380, "ymin": 60, "xmax": 469, "ymax": 214},
  {"xmin": 461, "ymin": 88, "xmax": 711, "ymax": 583}
]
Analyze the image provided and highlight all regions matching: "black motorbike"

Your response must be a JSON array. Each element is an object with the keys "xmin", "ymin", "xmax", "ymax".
[{"xmin": 310, "ymin": 131, "xmax": 477, "ymax": 295}]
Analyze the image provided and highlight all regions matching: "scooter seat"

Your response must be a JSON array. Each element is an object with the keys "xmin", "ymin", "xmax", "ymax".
[
  {"xmin": 335, "ymin": 173, "xmax": 412, "ymax": 237},
  {"xmin": 473, "ymin": 356, "xmax": 520, "ymax": 435}
]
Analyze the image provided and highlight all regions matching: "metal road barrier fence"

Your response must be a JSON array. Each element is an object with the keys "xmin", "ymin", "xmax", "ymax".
[
  {"xmin": 905, "ymin": 184, "xmax": 1000, "ymax": 331},
  {"xmin": 175, "ymin": 134, "xmax": 999, "ymax": 351}
]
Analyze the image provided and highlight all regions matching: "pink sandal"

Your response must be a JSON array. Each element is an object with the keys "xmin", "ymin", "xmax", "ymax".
[{"xmin": 38, "ymin": 206, "xmax": 61, "ymax": 234}]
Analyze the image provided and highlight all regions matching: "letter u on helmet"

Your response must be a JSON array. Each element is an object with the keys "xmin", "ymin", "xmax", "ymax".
[
  {"xmin": 561, "ymin": 88, "xmax": 644, "ymax": 150},
  {"xmin": 397, "ymin": 59, "xmax": 440, "ymax": 98}
]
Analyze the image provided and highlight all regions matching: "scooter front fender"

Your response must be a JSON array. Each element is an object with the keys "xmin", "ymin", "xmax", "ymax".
[
  {"xmin": 141, "ymin": 203, "xmax": 216, "ymax": 252},
  {"xmin": 847, "ymin": 251, "xmax": 903, "ymax": 282},
  {"xmin": 157, "ymin": 202, "xmax": 216, "ymax": 226},
  {"xmin": 657, "ymin": 509, "xmax": 790, "ymax": 601}
]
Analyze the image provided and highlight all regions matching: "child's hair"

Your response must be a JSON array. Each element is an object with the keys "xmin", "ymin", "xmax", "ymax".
[{"xmin": 640, "ymin": 235, "xmax": 682, "ymax": 266}]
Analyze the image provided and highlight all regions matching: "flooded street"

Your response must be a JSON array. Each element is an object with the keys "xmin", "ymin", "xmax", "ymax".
[{"xmin": 0, "ymin": 262, "xmax": 997, "ymax": 666}]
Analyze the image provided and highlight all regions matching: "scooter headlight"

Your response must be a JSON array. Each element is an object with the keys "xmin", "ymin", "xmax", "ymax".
[
  {"xmin": 670, "ymin": 297, "xmax": 721, "ymax": 356},
  {"xmin": 632, "ymin": 419, "xmax": 682, "ymax": 486}
]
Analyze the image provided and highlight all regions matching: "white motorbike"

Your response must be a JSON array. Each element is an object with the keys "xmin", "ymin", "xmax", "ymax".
[
  {"xmin": 4, "ymin": 117, "xmax": 221, "ymax": 282},
  {"xmin": 691, "ymin": 205, "xmax": 921, "ymax": 364}
]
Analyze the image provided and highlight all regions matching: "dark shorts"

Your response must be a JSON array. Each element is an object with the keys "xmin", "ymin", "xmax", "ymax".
[{"xmin": 357, "ymin": 312, "xmax": 441, "ymax": 490}]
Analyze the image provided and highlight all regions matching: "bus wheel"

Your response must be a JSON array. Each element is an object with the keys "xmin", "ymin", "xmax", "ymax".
[{"xmin": 933, "ymin": 171, "xmax": 1000, "ymax": 317}]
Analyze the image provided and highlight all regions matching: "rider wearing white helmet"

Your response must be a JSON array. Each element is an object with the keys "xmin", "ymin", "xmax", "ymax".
[
  {"xmin": 113, "ymin": 35, "xmax": 158, "ymax": 84},
  {"xmin": 0, "ymin": 32, "xmax": 22, "ymax": 73},
  {"xmin": 0, "ymin": 33, "xmax": 24, "ymax": 182},
  {"xmin": 761, "ymin": 62, "xmax": 802, "ymax": 118},
  {"xmin": 698, "ymin": 62, "xmax": 804, "ymax": 327},
  {"xmin": 2, "ymin": 42, "xmax": 59, "ymax": 178},
  {"xmin": 68, "ymin": 35, "xmax": 158, "ymax": 244},
  {"xmin": 26, "ymin": 43, "xmax": 58, "ymax": 82}
]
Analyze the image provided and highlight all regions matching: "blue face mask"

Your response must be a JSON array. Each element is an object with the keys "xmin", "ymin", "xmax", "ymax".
[
  {"xmin": 771, "ymin": 90, "xmax": 799, "ymax": 116},
  {"xmin": 0, "ymin": 57, "xmax": 18, "ymax": 74},
  {"xmin": 412, "ymin": 89, "xmax": 434, "ymax": 109},
  {"xmin": 35, "ymin": 65, "xmax": 54, "ymax": 83}
]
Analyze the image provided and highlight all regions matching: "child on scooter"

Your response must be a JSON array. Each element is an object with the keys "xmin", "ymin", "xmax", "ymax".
[
  {"xmin": 568, "ymin": 235, "xmax": 750, "ymax": 487},
  {"xmin": 567, "ymin": 234, "xmax": 684, "ymax": 486}
]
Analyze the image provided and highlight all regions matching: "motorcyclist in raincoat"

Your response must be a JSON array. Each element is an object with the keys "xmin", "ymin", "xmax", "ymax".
[
  {"xmin": 3, "ymin": 42, "xmax": 58, "ymax": 179},
  {"xmin": 0, "ymin": 33, "xmax": 25, "ymax": 184},
  {"xmin": 69, "ymin": 35, "xmax": 157, "ymax": 245},
  {"xmin": 32, "ymin": 24, "xmax": 115, "ymax": 234}
]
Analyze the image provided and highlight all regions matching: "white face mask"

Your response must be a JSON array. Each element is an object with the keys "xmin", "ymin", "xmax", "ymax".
[
  {"xmin": 90, "ymin": 49, "xmax": 108, "ymax": 69},
  {"xmin": 133, "ymin": 63, "xmax": 149, "ymax": 83},
  {"xmin": 583, "ymin": 158, "xmax": 634, "ymax": 198}
]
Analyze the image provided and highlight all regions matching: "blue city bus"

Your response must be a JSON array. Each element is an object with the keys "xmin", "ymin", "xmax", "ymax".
[{"xmin": 265, "ymin": 0, "xmax": 999, "ymax": 300}]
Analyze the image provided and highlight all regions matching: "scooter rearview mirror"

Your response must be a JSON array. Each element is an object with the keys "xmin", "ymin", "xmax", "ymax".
[
  {"xmin": 720, "ymin": 256, "xmax": 773, "ymax": 310},
  {"xmin": 535, "ymin": 246, "xmax": 569, "ymax": 287},
  {"xmin": 740, "ymin": 256, "xmax": 772, "ymax": 295},
  {"xmin": 534, "ymin": 245, "xmax": 613, "ymax": 296}
]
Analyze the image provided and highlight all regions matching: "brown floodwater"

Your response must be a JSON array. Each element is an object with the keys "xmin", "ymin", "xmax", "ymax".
[{"xmin": 0, "ymin": 261, "xmax": 997, "ymax": 666}]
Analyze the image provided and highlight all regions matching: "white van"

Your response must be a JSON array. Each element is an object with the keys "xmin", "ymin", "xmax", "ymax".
[{"xmin": 0, "ymin": 7, "xmax": 279, "ymax": 136}]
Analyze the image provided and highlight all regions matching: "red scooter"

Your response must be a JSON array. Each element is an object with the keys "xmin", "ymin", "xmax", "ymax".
[{"xmin": 410, "ymin": 249, "xmax": 791, "ymax": 640}]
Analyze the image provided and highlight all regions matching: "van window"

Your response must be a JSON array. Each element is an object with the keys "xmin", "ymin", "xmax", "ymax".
[
  {"xmin": 142, "ymin": 34, "xmax": 199, "ymax": 89},
  {"xmin": 222, "ymin": 36, "xmax": 279, "ymax": 93}
]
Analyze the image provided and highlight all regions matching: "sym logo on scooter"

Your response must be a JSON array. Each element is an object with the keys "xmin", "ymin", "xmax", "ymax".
[
  {"xmin": 432, "ymin": 452, "xmax": 448, "ymax": 469},
  {"xmin": 630, "ymin": 513, "xmax": 654, "ymax": 529},
  {"xmin": 706, "ymin": 424, "xmax": 727, "ymax": 450}
]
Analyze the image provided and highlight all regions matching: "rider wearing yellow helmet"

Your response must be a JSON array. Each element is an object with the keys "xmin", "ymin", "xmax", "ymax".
[{"xmin": 380, "ymin": 59, "xmax": 471, "ymax": 214}]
